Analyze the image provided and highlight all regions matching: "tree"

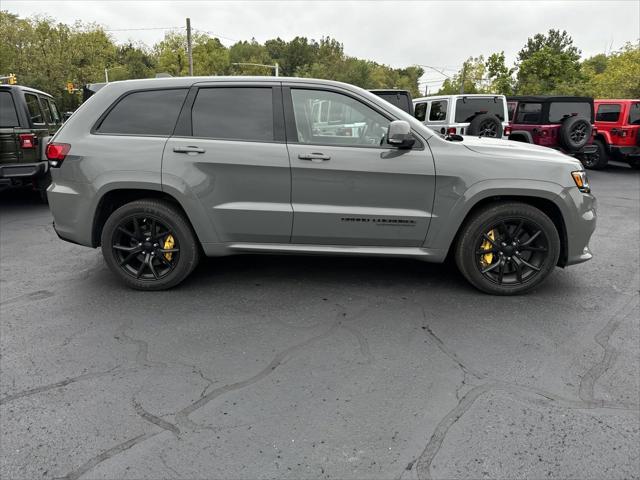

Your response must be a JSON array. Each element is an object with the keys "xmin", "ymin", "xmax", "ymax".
[
  {"xmin": 485, "ymin": 52, "xmax": 515, "ymax": 95},
  {"xmin": 583, "ymin": 43, "xmax": 640, "ymax": 98},
  {"xmin": 436, "ymin": 56, "xmax": 486, "ymax": 94},
  {"xmin": 515, "ymin": 29, "xmax": 584, "ymax": 95}
]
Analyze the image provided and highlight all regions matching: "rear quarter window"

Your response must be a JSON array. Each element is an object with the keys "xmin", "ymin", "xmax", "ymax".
[
  {"xmin": 595, "ymin": 104, "xmax": 621, "ymax": 122},
  {"xmin": 25, "ymin": 93, "xmax": 44, "ymax": 125},
  {"xmin": 429, "ymin": 100, "xmax": 448, "ymax": 121},
  {"xmin": 414, "ymin": 102, "xmax": 427, "ymax": 121},
  {"xmin": 548, "ymin": 102, "xmax": 592, "ymax": 123},
  {"xmin": 374, "ymin": 92, "xmax": 412, "ymax": 114},
  {"xmin": 0, "ymin": 91, "xmax": 20, "ymax": 127},
  {"xmin": 514, "ymin": 103, "xmax": 542, "ymax": 124},
  {"xmin": 96, "ymin": 89, "xmax": 188, "ymax": 136},
  {"xmin": 628, "ymin": 103, "xmax": 640, "ymax": 125}
]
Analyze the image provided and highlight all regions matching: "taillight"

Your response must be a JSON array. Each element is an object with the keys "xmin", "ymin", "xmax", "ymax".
[
  {"xmin": 447, "ymin": 127, "xmax": 457, "ymax": 135},
  {"xmin": 46, "ymin": 142, "xmax": 71, "ymax": 167},
  {"xmin": 592, "ymin": 127, "xmax": 597, "ymax": 136},
  {"xmin": 620, "ymin": 129, "xmax": 628, "ymax": 138},
  {"xmin": 19, "ymin": 133, "xmax": 36, "ymax": 149},
  {"xmin": 504, "ymin": 126, "xmax": 512, "ymax": 136}
]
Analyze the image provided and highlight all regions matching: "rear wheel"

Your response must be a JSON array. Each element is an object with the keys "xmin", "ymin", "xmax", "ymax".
[
  {"xmin": 101, "ymin": 199, "xmax": 200, "ymax": 290},
  {"xmin": 582, "ymin": 139, "xmax": 608, "ymax": 170},
  {"xmin": 455, "ymin": 203, "xmax": 560, "ymax": 295}
]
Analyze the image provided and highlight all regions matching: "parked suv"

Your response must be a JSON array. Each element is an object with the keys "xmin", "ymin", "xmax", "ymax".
[
  {"xmin": 413, "ymin": 94, "xmax": 509, "ymax": 138},
  {"xmin": 507, "ymin": 96, "xmax": 597, "ymax": 166},
  {"xmin": 0, "ymin": 85, "xmax": 62, "ymax": 198},
  {"xmin": 47, "ymin": 77, "xmax": 596, "ymax": 295},
  {"xmin": 589, "ymin": 99, "xmax": 640, "ymax": 169}
]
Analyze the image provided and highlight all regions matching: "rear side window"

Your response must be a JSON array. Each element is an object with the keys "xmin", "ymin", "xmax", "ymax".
[
  {"xmin": 595, "ymin": 104, "xmax": 621, "ymax": 122},
  {"xmin": 25, "ymin": 93, "xmax": 44, "ymax": 124},
  {"xmin": 97, "ymin": 89, "xmax": 188, "ymax": 135},
  {"xmin": 414, "ymin": 102, "xmax": 427, "ymax": 121},
  {"xmin": 373, "ymin": 92, "xmax": 412, "ymax": 114},
  {"xmin": 429, "ymin": 100, "xmax": 447, "ymax": 121},
  {"xmin": 515, "ymin": 103, "xmax": 542, "ymax": 124},
  {"xmin": 455, "ymin": 97, "xmax": 504, "ymax": 123},
  {"xmin": 628, "ymin": 103, "xmax": 640, "ymax": 125},
  {"xmin": 507, "ymin": 102, "xmax": 517, "ymax": 121},
  {"xmin": 41, "ymin": 97, "xmax": 54, "ymax": 124},
  {"xmin": 548, "ymin": 102, "xmax": 592, "ymax": 123},
  {"xmin": 192, "ymin": 87, "xmax": 274, "ymax": 141},
  {"xmin": 47, "ymin": 99, "xmax": 61, "ymax": 124},
  {"xmin": 0, "ymin": 91, "xmax": 19, "ymax": 127}
]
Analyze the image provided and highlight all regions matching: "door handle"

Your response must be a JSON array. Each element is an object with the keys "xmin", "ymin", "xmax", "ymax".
[
  {"xmin": 173, "ymin": 146, "xmax": 205, "ymax": 154},
  {"xmin": 298, "ymin": 153, "xmax": 331, "ymax": 162}
]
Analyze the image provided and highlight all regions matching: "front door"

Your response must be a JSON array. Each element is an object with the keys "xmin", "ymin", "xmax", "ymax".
[
  {"xmin": 163, "ymin": 84, "xmax": 292, "ymax": 244},
  {"xmin": 284, "ymin": 86, "xmax": 435, "ymax": 247}
]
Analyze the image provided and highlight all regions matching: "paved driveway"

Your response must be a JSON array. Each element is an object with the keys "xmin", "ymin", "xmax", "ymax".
[{"xmin": 1, "ymin": 164, "xmax": 638, "ymax": 479}]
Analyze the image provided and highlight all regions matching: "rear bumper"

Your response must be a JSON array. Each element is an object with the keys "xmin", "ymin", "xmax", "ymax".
[
  {"xmin": 611, "ymin": 145, "xmax": 640, "ymax": 158},
  {"xmin": 0, "ymin": 161, "xmax": 48, "ymax": 179},
  {"xmin": 578, "ymin": 144, "xmax": 597, "ymax": 155}
]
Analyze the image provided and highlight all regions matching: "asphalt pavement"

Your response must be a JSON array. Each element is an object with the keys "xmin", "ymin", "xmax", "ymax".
[{"xmin": 1, "ymin": 162, "xmax": 639, "ymax": 479}]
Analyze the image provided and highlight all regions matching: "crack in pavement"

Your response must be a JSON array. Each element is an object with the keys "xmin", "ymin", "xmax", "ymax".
[
  {"xmin": 578, "ymin": 294, "xmax": 638, "ymax": 406},
  {"xmin": 0, "ymin": 367, "xmax": 122, "ymax": 405},
  {"xmin": 341, "ymin": 324, "xmax": 374, "ymax": 364},
  {"xmin": 115, "ymin": 318, "xmax": 167, "ymax": 369},
  {"xmin": 133, "ymin": 398, "xmax": 180, "ymax": 436},
  {"xmin": 56, "ymin": 306, "xmax": 354, "ymax": 479}
]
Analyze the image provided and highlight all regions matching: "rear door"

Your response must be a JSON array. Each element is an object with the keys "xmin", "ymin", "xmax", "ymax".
[
  {"xmin": 284, "ymin": 84, "xmax": 435, "ymax": 247},
  {"xmin": 0, "ymin": 90, "xmax": 21, "ymax": 163},
  {"xmin": 163, "ymin": 83, "xmax": 292, "ymax": 243}
]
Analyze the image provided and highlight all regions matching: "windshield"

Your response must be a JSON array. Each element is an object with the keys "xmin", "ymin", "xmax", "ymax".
[{"xmin": 455, "ymin": 97, "xmax": 505, "ymax": 122}]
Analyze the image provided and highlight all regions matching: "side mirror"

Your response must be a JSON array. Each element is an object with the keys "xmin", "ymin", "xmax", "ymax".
[{"xmin": 387, "ymin": 120, "xmax": 415, "ymax": 149}]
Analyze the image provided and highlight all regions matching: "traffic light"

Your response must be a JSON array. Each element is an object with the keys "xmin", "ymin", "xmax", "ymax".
[
  {"xmin": 66, "ymin": 82, "xmax": 74, "ymax": 94},
  {"xmin": 8, "ymin": 73, "xmax": 17, "ymax": 85}
]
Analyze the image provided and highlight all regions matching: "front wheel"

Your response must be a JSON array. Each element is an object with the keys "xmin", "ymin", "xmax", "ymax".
[
  {"xmin": 581, "ymin": 139, "xmax": 608, "ymax": 170},
  {"xmin": 455, "ymin": 203, "xmax": 560, "ymax": 295},
  {"xmin": 101, "ymin": 199, "xmax": 200, "ymax": 290}
]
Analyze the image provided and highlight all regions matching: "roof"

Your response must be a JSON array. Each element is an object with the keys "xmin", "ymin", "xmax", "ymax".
[
  {"xmin": 0, "ymin": 84, "xmax": 54, "ymax": 98},
  {"xmin": 413, "ymin": 94, "xmax": 505, "ymax": 102},
  {"xmin": 369, "ymin": 89, "xmax": 411, "ymax": 93},
  {"xmin": 507, "ymin": 96, "xmax": 593, "ymax": 103},
  {"xmin": 594, "ymin": 98, "xmax": 640, "ymax": 103}
]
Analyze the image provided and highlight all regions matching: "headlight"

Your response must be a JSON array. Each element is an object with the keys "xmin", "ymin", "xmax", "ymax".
[{"xmin": 571, "ymin": 170, "xmax": 590, "ymax": 193}]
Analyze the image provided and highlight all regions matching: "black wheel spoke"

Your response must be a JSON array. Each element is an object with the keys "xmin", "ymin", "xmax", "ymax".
[
  {"xmin": 135, "ymin": 254, "xmax": 148, "ymax": 278},
  {"xmin": 148, "ymin": 257, "xmax": 159, "ymax": 280},
  {"xmin": 497, "ymin": 260, "xmax": 505, "ymax": 285},
  {"xmin": 512, "ymin": 257, "xmax": 524, "ymax": 283},
  {"xmin": 481, "ymin": 260, "xmax": 501, "ymax": 274},
  {"xmin": 133, "ymin": 217, "xmax": 141, "ymax": 238},
  {"xmin": 159, "ymin": 248, "xmax": 179, "ymax": 253},
  {"xmin": 117, "ymin": 226, "xmax": 136, "ymax": 240},
  {"xmin": 154, "ymin": 230, "xmax": 170, "ymax": 241},
  {"xmin": 512, "ymin": 220, "xmax": 524, "ymax": 241},
  {"xmin": 482, "ymin": 233, "xmax": 499, "ymax": 248},
  {"xmin": 516, "ymin": 254, "xmax": 541, "ymax": 272},
  {"xmin": 113, "ymin": 244, "xmax": 140, "ymax": 252},
  {"xmin": 476, "ymin": 247, "xmax": 499, "ymax": 255},
  {"xmin": 520, "ymin": 245, "xmax": 547, "ymax": 252},
  {"xmin": 119, "ymin": 250, "xmax": 140, "ymax": 266},
  {"xmin": 150, "ymin": 219, "xmax": 157, "ymax": 238},
  {"xmin": 157, "ymin": 254, "xmax": 173, "ymax": 269},
  {"xmin": 521, "ymin": 230, "xmax": 541, "ymax": 246}
]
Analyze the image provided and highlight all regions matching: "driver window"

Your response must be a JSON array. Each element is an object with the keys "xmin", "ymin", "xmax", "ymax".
[{"xmin": 290, "ymin": 89, "xmax": 390, "ymax": 147}]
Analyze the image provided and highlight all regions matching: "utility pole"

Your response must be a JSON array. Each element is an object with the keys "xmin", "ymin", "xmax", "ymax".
[
  {"xmin": 104, "ymin": 68, "xmax": 109, "ymax": 83},
  {"xmin": 275, "ymin": 62, "xmax": 279, "ymax": 77},
  {"xmin": 186, "ymin": 18, "xmax": 193, "ymax": 76},
  {"xmin": 459, "ymin": 63, "xmax": 466, "ymax": 94}
]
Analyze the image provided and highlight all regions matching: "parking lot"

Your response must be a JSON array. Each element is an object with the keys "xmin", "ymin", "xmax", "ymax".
[{"xmin": 1, "ymin": 163, "xmax": 638, "ymax": 479}]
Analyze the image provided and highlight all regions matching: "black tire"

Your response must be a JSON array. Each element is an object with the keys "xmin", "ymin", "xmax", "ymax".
[
  {"xmin": 629, "ymin": 162, "xmax": 640, "ymax": 170},
  {"xmin": 101, "ymin": 199, "xmax": 200, "ymax": 290},
  {"xmin": 455, "ymin": 202, "xmax": 560, "ymax": 295},
  {"xmin": 581, "ymin": 139, "xmax": 609, "ymax": 170},
  {"xmin": 467, "ymin": 114, "xmax": 504, "ymax": 138},
  {"xmin": 559, "ymin": 116, "xmax": 592, "ymax": 152}
]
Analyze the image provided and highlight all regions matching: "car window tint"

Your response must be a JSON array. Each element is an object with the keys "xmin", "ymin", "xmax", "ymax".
[
  {"xmin": 455, "ymin": 97, "xmax": 504, "ymax": 123},
  {"xmin": 291, "ymin": 89, "xmax": 390, "ymax": 147},
  {"xmin": 97, "ymin": 89, "xmax": 187, "ymax": 135},
  {"xmin": 0, "ymin": 91, "xmax": 20, "ymax": 127},
  {"xmin": 429, "ymin": 100, "xmax": 447, "ymax": 121},
  {"xmin": 192, "ymin": 87, "xmax": 273, "ymax": 141},
  {"xmin": 48, "ymin": 99, "xmax": 61, "ymax": 124},
  {"xmin": 628, "ymin": 103, "xmax": 640, "ymax": 125},
  {"xmin": 373, "ymin": 92, "xmax": 411, "ymax": 113},
  {"xmin": 414, "ymin": 102, "xmax": 427, "ymax": 121},
  {"xmin": 41, "ymin": 97, "xmax": 54, "ymax": 124},
  {"xmin": 25, "ymin": 93, "xmax": 44, "ymax": 124},
  {"xmin": 515, "ymin": 103, "xmax": 542, "ymax": 124},
  {"xmin": 595, "ymin": 104, "xmax": 621, "ymax": 122},
  {"xmin": 548, "ymin": 102, "xmax": 592, "ymax": 123}
]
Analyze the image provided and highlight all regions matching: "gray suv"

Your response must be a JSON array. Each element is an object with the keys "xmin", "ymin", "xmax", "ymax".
[{"xmin": 46, "ymin": 77, "xmax": 596, "ymax": 295}]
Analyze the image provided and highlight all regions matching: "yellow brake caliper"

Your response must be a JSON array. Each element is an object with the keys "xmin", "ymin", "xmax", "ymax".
[
  {"xmin": 480, "ymin": 229, "xmax": 496, "ymax": 266},
  {"xmin": 163, "ymin": 234, "xmax": 175, "ymax": 261}
]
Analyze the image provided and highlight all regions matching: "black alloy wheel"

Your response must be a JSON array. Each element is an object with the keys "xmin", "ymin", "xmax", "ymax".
[
  {"xmin": 112, "ymin": 215, "xmax": 179, "ymax": 280},
  {"xmin": 478, "ymin": 119, "xmax": 499, "ymax": 137},
  {"xmin": 475, "ymin": 218, "xmax": 548, "ymax": 286}
]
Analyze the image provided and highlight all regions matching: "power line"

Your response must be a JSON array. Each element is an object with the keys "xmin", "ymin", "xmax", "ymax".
[{"xmin": 104, "ymin": 26, "xmax": 182, "ymax": 32}]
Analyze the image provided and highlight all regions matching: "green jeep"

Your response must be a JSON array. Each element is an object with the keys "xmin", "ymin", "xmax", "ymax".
[{"xmin": 0, "ymin": 84, "xmax": 62, "ymax": 199}]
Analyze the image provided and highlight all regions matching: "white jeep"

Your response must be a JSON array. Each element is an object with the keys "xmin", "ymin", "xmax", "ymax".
[{"xmin": 413, "ymin": 94, "xmax": 509, "ymax": 138}]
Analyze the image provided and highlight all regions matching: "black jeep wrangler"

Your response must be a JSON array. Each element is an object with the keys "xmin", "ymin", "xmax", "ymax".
[{"xmin": 0, "ymin": 85, "xmax": 62, "ymax": 199}]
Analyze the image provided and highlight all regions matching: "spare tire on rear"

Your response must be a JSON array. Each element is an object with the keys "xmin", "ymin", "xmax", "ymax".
[
  {"xmin": 560, "ymin": 116, "xmax": 591, "ymax": 152},
  {"xmin": 467, "ymin": 113, "xmax": 503, "ymax": 138}
]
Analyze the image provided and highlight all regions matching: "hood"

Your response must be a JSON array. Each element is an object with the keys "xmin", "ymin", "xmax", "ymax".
[{"xmin": 461, "ymin": 136, "xmax": 582, "ymax": 168}]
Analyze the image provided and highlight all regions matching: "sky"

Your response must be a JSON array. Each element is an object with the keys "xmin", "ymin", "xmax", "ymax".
[{"xmin": 3, "ymin": 0, "xmax": 639, "ymax": 93}]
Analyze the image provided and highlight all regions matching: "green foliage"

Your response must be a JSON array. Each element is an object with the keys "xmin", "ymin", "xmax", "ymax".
[{"xmin": 582, "ymin": 43, "xmax": 640, "ymax": 98}]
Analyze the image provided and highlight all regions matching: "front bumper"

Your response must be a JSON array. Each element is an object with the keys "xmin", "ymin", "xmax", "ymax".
[
  {"xmin": 561, "ymin": 188, "xmax": 597, "ymax": 266},
  {"xmin": 0, "ymin": 161, "xmax": 48, "ymax": 179}
]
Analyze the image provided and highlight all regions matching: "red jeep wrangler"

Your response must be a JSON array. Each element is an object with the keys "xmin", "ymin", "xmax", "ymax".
[
  {"xmin": 506, "ymin": 96, "xmax": 597, "ymax": 166},
  {"xmin": 589, "ymin": 99, "xmax": 640, "ymax": 169}
]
